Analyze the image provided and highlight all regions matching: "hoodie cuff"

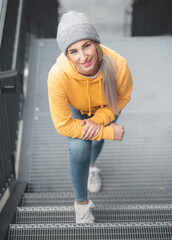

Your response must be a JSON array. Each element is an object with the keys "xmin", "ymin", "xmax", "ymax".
[
  {"xmin": 102, "ymin": 125, "xmax": 114, "ymax": 140},
  {"xmin": 93, "ymin": 125, "xmax": 114, "ymax": 141}
]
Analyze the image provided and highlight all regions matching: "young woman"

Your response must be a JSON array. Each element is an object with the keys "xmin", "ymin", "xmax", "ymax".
[{"xmin": 48, "ymin": 11, "xmax": 133, "ymax": 223}]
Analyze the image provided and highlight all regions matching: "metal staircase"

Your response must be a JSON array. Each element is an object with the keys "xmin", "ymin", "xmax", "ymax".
[
  {"xmin": 9, "ymin": 191, "xmax": 172, "ymax": 239},
  {"xmin": 8, "ymin": 37, "xmax": 172, "ymax": 239}
]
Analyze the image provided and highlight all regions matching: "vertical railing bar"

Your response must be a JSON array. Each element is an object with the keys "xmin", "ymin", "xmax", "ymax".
[
  {"xmin": 11, "ymin": 0, "xmax": 23, "ymax": 71},
  {"xmin": 0, "ymin": 0, "xmax": 8, "ymax": 48}
]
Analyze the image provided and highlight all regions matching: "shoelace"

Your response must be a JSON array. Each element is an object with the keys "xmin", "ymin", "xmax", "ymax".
[
  {"xmin": 78, "ymin": 201, "xmax": 95, "ymax": 221},
  {"xmin": 82, "ymin": 209, "xmax": 94, "ymax": 221},
  {"xmin": 89, "ymin": 168, "xmax": 100, "ymax": 184}
]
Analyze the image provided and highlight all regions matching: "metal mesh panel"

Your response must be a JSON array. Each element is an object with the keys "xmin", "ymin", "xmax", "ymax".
[
  {"xmin": 9, "ymin": 222, "xmax": 172, "ymax": 240},
  {"xmin": 16, "ymin": 205, "xmax": 172, "ymax": 224},
  {"xmin": 22, "ymin": 190, "xmax": 172, "ymax": 207}
]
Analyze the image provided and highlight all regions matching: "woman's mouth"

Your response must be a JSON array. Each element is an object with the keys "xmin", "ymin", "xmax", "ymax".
[{"xmin": 81, "ymin": 59, "xmax": 92, "ymax": 67}]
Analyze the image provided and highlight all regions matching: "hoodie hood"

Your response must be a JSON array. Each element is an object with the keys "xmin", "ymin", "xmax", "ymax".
[{"xmin": 55, "ymin": 44, "xmax": 118, "ymax": 116}]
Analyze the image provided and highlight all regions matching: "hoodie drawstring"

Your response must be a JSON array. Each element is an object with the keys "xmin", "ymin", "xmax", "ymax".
[
  {"xmin": 86, "ymin": 80, "xmax": 91, "ymax": 117},
  {"xmin": 84, "ymin": 79, "xmax": 103, "ymax": 117},
  {"xmin": 86, "ymin": 78, "xmax": 103, "ymax": 117}
]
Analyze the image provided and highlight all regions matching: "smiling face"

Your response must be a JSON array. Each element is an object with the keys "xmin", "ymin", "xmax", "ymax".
[{"xmin": 67, "ymin": 40, "xmax": 99, "ymax": 76}]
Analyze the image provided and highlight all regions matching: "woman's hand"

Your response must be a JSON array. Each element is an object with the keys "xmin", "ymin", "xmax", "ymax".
[
  {"xmin": 81, "ymin": 119, "xmax": 101, "ymax": 140},
  {"xmin": 110, "ymin": 122, "xmax": 124, "ymax": 141}
]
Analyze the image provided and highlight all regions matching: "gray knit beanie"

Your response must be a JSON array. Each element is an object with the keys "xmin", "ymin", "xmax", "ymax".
[{"xmin": 57, "ymin": 11, "xmax": 101, "ymax": 55}]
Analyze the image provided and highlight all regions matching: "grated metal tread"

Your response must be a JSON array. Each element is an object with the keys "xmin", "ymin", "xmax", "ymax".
[
  {"xmin": 22, "ymin": 190, "xmax": 172, "ymax": 207},
  {"xmin": 9, "ymin": 222, "xmax": 172, "ymax": 240},
  {"xmin": 16, "ymin": 205, "xmax": 172, "ymax": 224}
]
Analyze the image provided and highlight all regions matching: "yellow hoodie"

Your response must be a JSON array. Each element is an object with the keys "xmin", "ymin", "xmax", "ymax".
[{"xmin": 47, "ymin": 45, "xmax": 133, "ymax": 141}]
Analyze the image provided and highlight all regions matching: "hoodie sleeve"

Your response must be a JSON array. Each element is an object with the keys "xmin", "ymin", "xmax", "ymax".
[
  {"xmin": 90, "ymin": 106, "xmax": 115, "ymax": 126},
  {"xmin": 90, "ymin": 57, "xmax": 133, "ymax": 126},
  {"xmin": 116, "ymin": 59, "xmax": 133, "ymax": 112},
  {"xmin": 48, "ymin": 71, "xmax": 114, "ymax": 141}
]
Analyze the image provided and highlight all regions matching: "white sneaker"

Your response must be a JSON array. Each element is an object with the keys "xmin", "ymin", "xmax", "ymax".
[
  {"xmin": 74, "ymin": 200, "xmax": 95, "ymax": 224},
  {"xmin": 87, "ymin": 166, "xmax": 101, "ymax": 193}
]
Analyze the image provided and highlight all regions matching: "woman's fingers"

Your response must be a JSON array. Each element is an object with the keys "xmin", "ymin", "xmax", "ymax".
[
  {"xmin": 80, "ymin": 119, "xmax": 86, "ymax": 126},
  {"xmin": 82, "ymin": 124, "xmax": 97, "ymax": 140},
  {"xmin": 84, "ymin": 126, "xmax": 100, "ymax": 140},
  {"xmin": 110, "ymin": 123, "xmax": 125, "ymax": 141},
  {"xmin": 81, "ymin": 124, "xmax": 92, "ymax": 139},
  {"xmin": 92, "ymin": 127, "xmax": 100, "ymax": 138},
  {"xmin": 83, "ymin": 127, "xmax": 94, "ymax": 140},
  {"xmin": 81, "ymin": 119, "xmax": 100, "ymax": 140}
]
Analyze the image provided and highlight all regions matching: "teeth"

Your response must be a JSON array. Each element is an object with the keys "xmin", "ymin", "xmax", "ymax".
[
  {"xmin": 84, "ymin": 60, "xmax": 90, "ymax": 64},
  {"xmin": 81, "ymin": 60, "xmax": 91, "ymax": 65}
]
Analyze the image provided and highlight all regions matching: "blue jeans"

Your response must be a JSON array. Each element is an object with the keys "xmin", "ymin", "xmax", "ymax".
[{"xmin": 68, "ymin": 107, "xmax": 120, "ymax": 202}]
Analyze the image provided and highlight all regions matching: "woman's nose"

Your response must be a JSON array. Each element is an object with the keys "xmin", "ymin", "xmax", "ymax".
[{"xmin": 80, "ymin": 51, "xmax": 87, "ymax": 61}]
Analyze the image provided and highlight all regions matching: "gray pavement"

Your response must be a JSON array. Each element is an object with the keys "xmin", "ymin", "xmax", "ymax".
[{"xmin": 58, "ymin": 0, "xmax": 133, "ymax": 39}]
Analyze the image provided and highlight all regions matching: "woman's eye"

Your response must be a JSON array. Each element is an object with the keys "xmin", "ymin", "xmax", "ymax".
[
  {"xmin": 70, "ymin": 50, "xmax": 77, "ymax": 54},
  {"xmin": 85, "ymin": 44, "xmax": 91, "ymax": 48}
]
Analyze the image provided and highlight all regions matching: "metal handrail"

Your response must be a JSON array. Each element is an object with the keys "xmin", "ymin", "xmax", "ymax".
[
  {"xmin": 0, "ymin": 0, "xmax": 8, "ymax": 48},
  {"xmin": 0, "ymin": 0, "xmax": 23, "ymax": 79},
  {"xmin": 0, "ymin": 0, "xmax": 25, "ymax": 199},
  {"xmin": 11, "ymin": 0, "xmax": 23, "ymax": 71},
  {"xmin": 0, "ymin": 70, "xmax": 17, "ymax": 80}
]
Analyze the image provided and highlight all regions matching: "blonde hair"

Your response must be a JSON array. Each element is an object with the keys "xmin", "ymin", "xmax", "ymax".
[{"xmin": 94, "ymin": 42, "xmax": 119, "ymax": 115}]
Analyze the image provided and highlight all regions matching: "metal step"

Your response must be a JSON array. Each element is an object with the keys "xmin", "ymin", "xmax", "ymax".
[
  {"xmin": 9, "ymin": 222, "xmax": 172, "ymax": 240},
  {"xmin": 16, "ymin": 205, "xmax": 172, "ymax": 224},
  {"xmin": 22, "ymin": 190, "xmax": 172, "ymax": 207}
]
